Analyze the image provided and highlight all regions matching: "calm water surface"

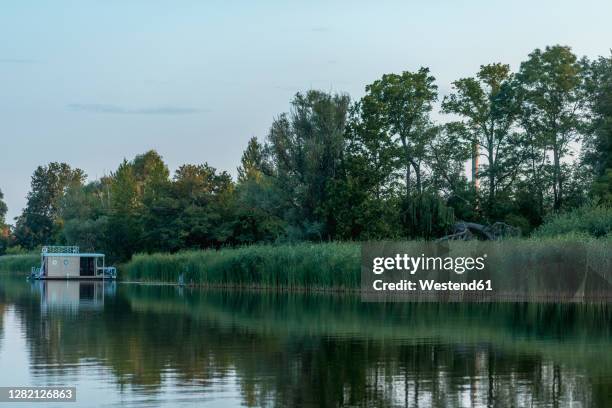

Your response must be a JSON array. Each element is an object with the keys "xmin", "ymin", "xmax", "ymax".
[{"xmin": 0, "ymin": 275, "xmax": 611, "ymax": 407}]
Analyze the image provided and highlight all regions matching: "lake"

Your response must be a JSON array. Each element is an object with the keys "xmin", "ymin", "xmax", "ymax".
[{"xmin": 0, "ymin": 275, "xmax": 611, "ymax": 407}]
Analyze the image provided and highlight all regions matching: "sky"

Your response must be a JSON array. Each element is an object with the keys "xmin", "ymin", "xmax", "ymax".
[{"xmin": 1, "ymin": 0, "xmax": 612, "ymax": 222}]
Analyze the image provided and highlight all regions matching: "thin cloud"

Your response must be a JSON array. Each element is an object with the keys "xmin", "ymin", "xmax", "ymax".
[{"xmin": 67, "ymin": 103, "xmax": 205, "ymax": 115}]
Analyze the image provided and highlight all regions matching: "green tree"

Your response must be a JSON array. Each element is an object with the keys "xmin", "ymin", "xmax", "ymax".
[
  {"xmin": 362, "ymin": 68, "xmax": 438, "ymax": 196},
  {"xmin": 583, "ymin": 53, "xmax": 612, "ymax": 203},
  {"xmin": 328, "ymin": 102, "xmax": 401, "ymax": 239},
  {"xmin": 107, "ymin": 160, "xmax": 142, "ymax": 260},
  {"xmin": 173, "ymin": 163, "xmax": 236, "ymax": 248},
  {"xmin": 0, "ymin": 188, "xmax": 6, "ymax": 227},
  {"xmin": 0, "ymin": 188, "xmax": 8, "ymax": 254},
  {"xmin": 266, "ymin": 90, "xmax": 350, "ymax": 240},
  {"xmin": 234, "ymin": 137, "xmax": 285, "ymax": 243},
  {"xmin": 57, "ymin": 164, "xmax": 177, "ymax": 257},
  {"xmin": 442, "ymin": 64, "xmax": 523, "ymax": 217},
  {"xmin": 132, "ymin": 151, "xmax": 176, "ymax": 252},
  {"xmin": 356, "ymin": 69, "xmax": 454, "ymax": 237},
  {"xmin": 14, "ymin": 162, "xmax": 85, "ymax": 249},
  {"xmin": 515, "ymin": 110, "xmax": 549, "ymax": 226},
  {"xmin": 131, "ymin": 150, "xmax": 171, "ymax": 199},
  {"xmin": 427, "ymin": 124, "xmax": 477, "ymax": 222},
  {"xmin": 517, "ymin": 45, "xmax": 586, "ymax": 210},
  {"xmin": 237, "ymin": 137, "xmax": 268, "ymax": 182},
  {"xmin": 105, "ymin": 151, "xmax": 185, "ymax": 256},
  {"xmin": 60, "ymin": 180, "xmax": 111, "ymax": 252}
]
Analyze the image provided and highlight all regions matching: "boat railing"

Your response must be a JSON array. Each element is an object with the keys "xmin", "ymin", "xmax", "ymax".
[
  {"xmin": 29, "ymin": 266, "xmax": 42, "ymax": 280},
  {"xmin": 97, "ymin": 267, "xmax": 117, "ymax": 279},
  {"xmin": 42, "ymin": 246, "xmax": 80, "ymax": 254}
]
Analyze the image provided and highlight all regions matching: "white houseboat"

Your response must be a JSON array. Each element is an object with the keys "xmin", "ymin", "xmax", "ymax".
[{"xmin": 30, "ymin": 246, "xmax": 117, "ymax": 280}]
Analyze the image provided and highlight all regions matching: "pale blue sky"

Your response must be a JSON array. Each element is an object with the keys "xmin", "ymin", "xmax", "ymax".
[{"xmin": 1, "ymin": 0, "xmax": 611, "ymax": 221}]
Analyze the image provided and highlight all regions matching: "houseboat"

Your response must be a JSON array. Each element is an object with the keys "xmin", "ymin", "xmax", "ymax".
[{"xmin": 29, "ymin": 246, "xmax": 117, "ymax": 280}]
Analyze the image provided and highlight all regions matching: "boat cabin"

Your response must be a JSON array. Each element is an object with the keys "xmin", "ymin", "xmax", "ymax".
[{"xmin": 32, "ymin": 246, "xmax": 116, "ymax": 280}]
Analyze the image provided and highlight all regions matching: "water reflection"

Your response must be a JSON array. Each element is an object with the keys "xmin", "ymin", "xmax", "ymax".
[
  {"xmin": 0, "ymin": 277, "xmax": 611, "ymax": 407},
  {"xmin": 30, "ymin": 280, "xmax": 117, "ymax": 313}
]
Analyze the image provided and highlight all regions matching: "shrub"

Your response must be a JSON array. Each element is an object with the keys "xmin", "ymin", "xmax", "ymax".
[{"xmin": 534, "ymin": 205, "xmax": 612, "ymax": 238}]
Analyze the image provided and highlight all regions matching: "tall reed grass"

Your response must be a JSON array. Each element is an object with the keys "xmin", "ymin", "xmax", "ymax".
[
  {"xmin": 123, "ymin": 238, "xmax": 611, "ymax": 293},
  {"xmin": 0, "ymin": 254, "xmax": 39, "ymax": 273},
  {"xmin": 124, "ymin": 242, "xmax": 360, "ymax": 290}
]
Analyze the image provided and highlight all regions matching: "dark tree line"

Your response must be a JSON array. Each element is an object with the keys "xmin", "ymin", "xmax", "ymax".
[
  {"xmin": 0, "ymin": 188, "xmax": 8, "ymax": 254},
  {"xmin": 1, "ymin": 45, "xmax": 611, "ymax": 259}
]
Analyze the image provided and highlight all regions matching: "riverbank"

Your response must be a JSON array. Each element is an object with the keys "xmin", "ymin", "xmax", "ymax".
[
  {"xmin": 1, "ymin": 238, "xmax": 610, "ymax": 295},
  {"xmin": 124, "ymin": 238, "xmax": 611, "ymax": 292}
]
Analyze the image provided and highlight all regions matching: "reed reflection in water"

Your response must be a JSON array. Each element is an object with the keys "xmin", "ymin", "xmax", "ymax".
[{"xmin": 0, "ymin": 277, "xmax": 611, "ymax": 407}]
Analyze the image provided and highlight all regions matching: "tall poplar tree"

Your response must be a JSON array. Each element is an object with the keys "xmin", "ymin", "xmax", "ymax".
[
  {"xmin": 0, "ymin": 188, "xmax": 8, "ymax": 254},
  {"xmin": 517, "ymin": 45, "xmax": 585, "ymax": 210},
  {"xmin": 442, "ymin": 63, "xmax": 523, "ymax": 217},
  {"xmin": 583, "ymin": 53, "xmax": 612, "ymax": 203},
  {"xmin": 266, "ymin": 90, "xmax": 350, "ymax": 239},
  {"xmin": 361, "ymin": 68, "xmax": 438, "ymax": 196}
]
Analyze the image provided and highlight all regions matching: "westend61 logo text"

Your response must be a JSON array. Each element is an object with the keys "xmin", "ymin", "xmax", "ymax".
[{"xmin": 372, "ymin": 254, "xmax": 487, "ymax": 275}]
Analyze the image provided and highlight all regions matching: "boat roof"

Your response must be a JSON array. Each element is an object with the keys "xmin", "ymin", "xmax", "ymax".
[{"xmin": 43, "ymin": 253, "xmax": 105, "ymax": 257}]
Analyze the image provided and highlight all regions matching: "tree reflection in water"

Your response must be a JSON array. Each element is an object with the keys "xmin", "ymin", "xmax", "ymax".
[{"xmin": 0, "ymin": 277, "xmax": 611, "ymax": 407}]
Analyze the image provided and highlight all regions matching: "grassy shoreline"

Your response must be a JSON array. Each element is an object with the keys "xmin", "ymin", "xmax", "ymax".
[
  {"xmin": 2, "ymin": 239, "xmax": 610, "ymax": 295},
  {"xmin": 123, "ymin": 238, "xmax": 611, "ymax": 292}
]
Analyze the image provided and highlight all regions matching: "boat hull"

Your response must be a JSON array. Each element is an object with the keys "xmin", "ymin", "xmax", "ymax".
[{"xmin": 33, "ymin": 276, "xmax": 117, "ymax": 280}]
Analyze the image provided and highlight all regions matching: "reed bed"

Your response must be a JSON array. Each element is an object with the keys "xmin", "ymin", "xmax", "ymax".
[
  {"xmin": 0, "ymin": 254, "xmax": 39, "ymax": 273},
  {"xmin": 123, "ymin": 238, "xmax": 611, "ymax": 293},
  {"xmin": 123, "ymin": 242, "xmax": 361, "ymax": 290}
]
